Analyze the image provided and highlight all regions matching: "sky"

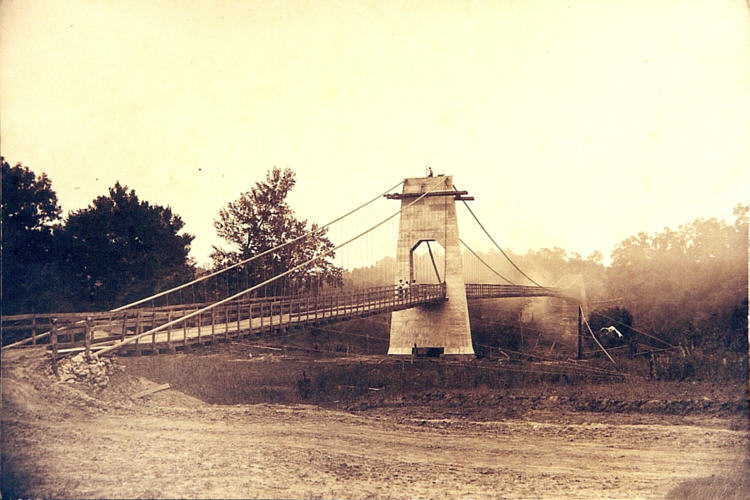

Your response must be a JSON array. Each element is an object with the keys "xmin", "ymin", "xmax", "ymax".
[{"xmin": 2, "ymin": 0, "xmax": 748, "ymax": 268}]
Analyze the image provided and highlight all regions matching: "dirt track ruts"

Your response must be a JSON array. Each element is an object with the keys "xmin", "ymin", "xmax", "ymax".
[{"xmin": 3, "ymin": 401, "xmax": 748, "ymax": 499}]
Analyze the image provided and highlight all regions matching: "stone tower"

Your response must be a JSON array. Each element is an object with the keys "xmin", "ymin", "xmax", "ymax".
[{"xmin": 387, "ymin": 175, "xmax": 475, "ymax": 356}]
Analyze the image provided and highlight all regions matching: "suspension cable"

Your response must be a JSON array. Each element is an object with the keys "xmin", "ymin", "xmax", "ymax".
[
  {"xmin": 453, "ymin": 183, "xmax": 545, "ymax": 288},
  {"xmin": 581, "ymin": 314, "xmax": 617, "ymax": 366},
  {"xmin": 459, "ymin": 238, "xmax": 514, "ymax": 285},
  {"xmin": 95, "ymin": 178, "xmax": 447, "ymax": 357},
  {"xmin": 111, "ymin": 179, "xmax": 405, "ymax": 312},
  {"xmin": 425, "ymin": 241, "xmax": 442, "ymax": 283}
]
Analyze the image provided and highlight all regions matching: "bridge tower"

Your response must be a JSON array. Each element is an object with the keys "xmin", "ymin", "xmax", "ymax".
[{"xmin": 387, "ymin": 175, "xmax": 475, "ymax": 356}]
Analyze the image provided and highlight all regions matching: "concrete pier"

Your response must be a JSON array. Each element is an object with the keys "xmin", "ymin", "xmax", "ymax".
[{"xmin": 388, "ymin": 175, "xmax": 474, "ymax": 356}]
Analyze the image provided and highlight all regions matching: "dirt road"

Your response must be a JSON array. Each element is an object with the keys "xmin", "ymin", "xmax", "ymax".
[
  {"xmin": 2, "ymin": 348, "xmax": 748, "ymax": 499},
  {"xmin": 3, "ymin": 399, "xmax": 747, "ymax": 499}
]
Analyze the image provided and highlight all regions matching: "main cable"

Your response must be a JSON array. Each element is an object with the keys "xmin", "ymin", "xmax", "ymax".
[
  {"xmin": 111, "ymin": 179, "xmax": 405, "ymax": 312},
  {"xmin": 95, "ymin": 178, "xmax": 447, "ymax": 357},
  {"xmin": 453, "ymin": 183, "xmax": 545, "ymax": 288}
]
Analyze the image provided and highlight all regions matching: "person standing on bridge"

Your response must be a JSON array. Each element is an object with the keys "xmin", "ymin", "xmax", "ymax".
[{"xmin": 402, "ymin": 279, "xmax": 410, "ymax": 300}]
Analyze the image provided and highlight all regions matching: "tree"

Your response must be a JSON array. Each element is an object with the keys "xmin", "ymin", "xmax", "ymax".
[
  {"xmin": 211, "ymin": 167, "xmax": 342, "ymax": 295},
  {"xmin": 607, "ymin": 204, "xmax": 748, "ymax": 351},
  {"xmin": 1, "ymin": 158, "xmax": 64, "ymax": 314},
  {"xmin": 60, "ymin": 182, "xmax": 194, "ymax": 310}
]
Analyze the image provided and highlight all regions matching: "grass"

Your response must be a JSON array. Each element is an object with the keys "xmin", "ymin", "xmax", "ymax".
[{"xmin": 666, "ymin": 456, "xmax": 750, "ymax": 500}]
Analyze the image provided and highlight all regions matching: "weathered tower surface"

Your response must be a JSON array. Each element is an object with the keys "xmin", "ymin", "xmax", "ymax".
[{"xmin": 387, "ymin": 175, "xmax": 475, "ymax": 356}]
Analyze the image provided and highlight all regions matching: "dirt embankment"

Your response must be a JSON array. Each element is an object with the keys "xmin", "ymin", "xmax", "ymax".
[{"xmin": 2, "ymin": 347, "xmax": 749, "ymax": 499}]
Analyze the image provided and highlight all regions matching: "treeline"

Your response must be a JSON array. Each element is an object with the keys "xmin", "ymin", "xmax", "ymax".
[
  {"xmin": 341, "ymin": 209, "xmax": 748, "ymax": 354},
  {"xmin": 607, "ymin": 207, "xmax": 748, "ymax": 353},
  {"xmin": 3, "ymin": 158, "xmax": 747, "ymax": 357},
  {"xmin": 1, "ymin": 160, "xmax": 338, "ymax": 315},
  {"xmin": 2, "ymin": 159, "xmax": 195, "ymax": 314}
]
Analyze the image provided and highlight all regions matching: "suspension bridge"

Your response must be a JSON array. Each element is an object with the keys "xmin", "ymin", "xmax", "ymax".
[{"xmin": 2, "ymin": 174, "xmax": 584, "ymax": 361}]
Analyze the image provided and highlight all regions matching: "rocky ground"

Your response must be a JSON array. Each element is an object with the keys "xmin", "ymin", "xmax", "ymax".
[{"xmin": 2, "ymin": 346, "xmax": 748, "ymax": 499}]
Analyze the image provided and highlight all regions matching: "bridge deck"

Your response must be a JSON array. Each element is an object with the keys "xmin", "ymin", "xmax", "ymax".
[
  {"xmin": 2, "ymin": 283, "xmax": 570, "ymax": 356},
  {"xmin": 112, "ymin": 286, "xmax": 447, "ymax": 354}
]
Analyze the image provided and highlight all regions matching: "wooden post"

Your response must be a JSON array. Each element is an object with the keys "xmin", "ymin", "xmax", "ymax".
[
  {"xmin": 31, "ymin": 313, "xmax": 38, "ymax": 345},
  {"xmin": 50, "ymin": 318, "xmax": 59, "ymax": 378},
  {"xmin": 280, "ymin": 299, "xmax": 285, "ymax": 334},
  {"xmin": 649, "ymin": 351, "xmax": 655, "ymax": 380},
  {"xmin": 84, "ymin": 316, "xmax": 92, "ymax": 362},
  {"xmin": 197, "ymin": 310, "xmax": 203, "ymax": 345},
  {"xmin": 135, "ymin": 310, "xmax": 143, "ymax": 356},
  {"xmin": 268, "ymin": 301, "xmax": 274, "ymax": 335},
  {"xmin": 211, "ymin": 307, "xmax": 216, "ymax": 342},
  {"xmin": 281, "ymin": 299, "xmax": 287, "ymax": 334},
  {"xmin": 577, "ymin": 306, "xmax": 583, "ymax": 360},
  {"xmin": 224, "ymin": 304, "xmax": 230, "ymax": 340},
  {"xmin": 260, "ymin": 302, "xmax": 265, "ymax": 333},
  {"xmin": 236, "ymin": 301, "xmax": 241, "ymax": 337},
  {"xmin": 249, "ymin": 302, "xmax": 254, "ymax": 335},
  {"xmin": 151, "ymin": 311, "xmax": 159, "ymax": 354},
  {"xmin": 288, "ymin": 297, "xmax": 294, "ymax": 326},
  {"xmin": 167, "ymin": 309, "xmax": 174, "ymax": 353},
  {"xmin": 121, "ymin": 311, "xmax": 128, "ymax": 341},
  {"xmin": 108, "ymin": 312, "xmax": 113, "ymax": 341}
]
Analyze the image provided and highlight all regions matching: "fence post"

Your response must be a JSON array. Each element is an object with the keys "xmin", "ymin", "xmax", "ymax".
[
  {"xmin": 50, "ymin": 318, "xmax": 59, "ymax": 378},
  {"xmin": 197, "ymin": 310, "xmax": 203, "ymax": 345},
  {"xmin": 211, "ymin": 307, "xmax": 216, "ymax": 342},
  {"xmin": 84, "ymin": 316, "xmax": 92, "ymax": 362},
  {"xmin": 249, "ymin": 302, "xmax": 255, "ymax": 335},
  {"xmin": 121, "ymin": 311, "xmax": 128, "ymax": 341},
  {"xmin": 281, "ymin": 299, "xmax": 288, "ymax": 334},
  {"xmin": 258, "ymin": 302, "xmax": 265, "ymax": 334},
  {"xmin": 268, "ymin": 299, "xmax": 274, "ymax": 335},
  {"xmin": 183, "ymin": 312, "xmax": 188, "ymax": 348},
  {"xmin": 224, "ymin": 304, "xmax": 230, "ymax": 340},
  {"xmin": 135, "ymin": 310, "xmax": 143, "ymax": 356},
  {"xmin": 167, "ymin": 310, "xmax": 175, "ymax": 353},
  {"xmin": 31, "ymin": 313, "xmax": 38, "ymax": 345},
  {"xmin": 236, "ymin": 301, "xmax": 241, "ymax": 337},
  {"xmin": 288, "ymin": 297, "xmax": 293, "ymax": 326},
  {"xmin": 151, "ymin": 310, "xmax": 159, "ymax": 354},
  {"xmin": 577, "ymin": 306, "xmax": 583, "ymax": 360}
]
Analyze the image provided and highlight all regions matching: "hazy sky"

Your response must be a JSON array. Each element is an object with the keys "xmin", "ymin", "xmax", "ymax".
[{"xmin": 2, "ymin": 0, "xmax": 748, "ymax": 267}]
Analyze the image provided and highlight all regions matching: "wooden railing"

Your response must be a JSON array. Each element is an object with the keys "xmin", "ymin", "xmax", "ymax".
[
  {"xmin": 2, "ymin": 283, "xmax": 446, "ymax": 358},
  {"xmin": 465, "ymin": 283, "xmax": 565, "ymax": 300},
  {"xmin": 3, "ymin": 282, "xmax": 583, "ymax": 358}
]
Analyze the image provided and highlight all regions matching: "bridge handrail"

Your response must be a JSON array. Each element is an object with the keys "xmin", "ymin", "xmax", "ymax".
[
  {"xmin": 2, "ymin": 283, "xmax": 448, "ymax": 351},
  {"xmin": 465, "ymin": 283, "xmax": 567, "ymax": 299}
]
